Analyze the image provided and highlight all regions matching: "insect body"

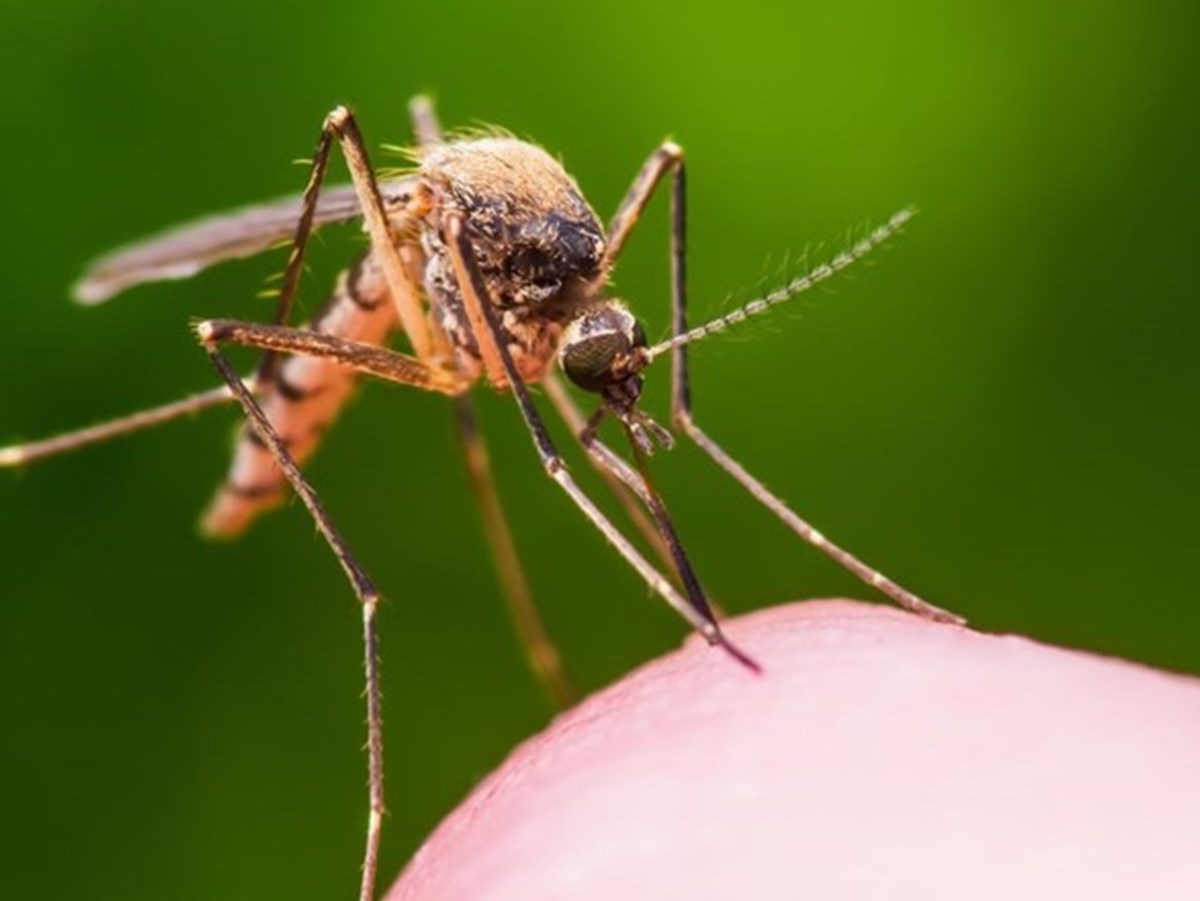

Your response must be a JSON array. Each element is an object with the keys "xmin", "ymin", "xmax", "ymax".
[
  {"xmin": 3, "ymin": 97, "xmax": 962, "ymax": 899},
  {"xmin": 420, "ymin": 137, "xmax": 607, "ymax": 382},
  {"xmin": 205, "ymin": 253, "xmax": 396, "ymax": 534}
]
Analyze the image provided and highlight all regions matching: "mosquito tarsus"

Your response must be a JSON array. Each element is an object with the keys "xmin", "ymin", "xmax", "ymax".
[{"xmin": 1, "ymin": 95, "xmax": 963, "ymax": 900}]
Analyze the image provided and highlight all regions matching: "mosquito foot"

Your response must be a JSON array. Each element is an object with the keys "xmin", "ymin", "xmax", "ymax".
[
  {"xmin": 709, "ymin": 627, "xmax": 762, "ymax": 674},
  {"xmin": 900, "ymin": 596, "xmax": 967, "ymax": 626}
]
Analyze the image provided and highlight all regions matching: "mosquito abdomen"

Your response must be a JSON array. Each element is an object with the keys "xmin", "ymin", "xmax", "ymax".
[{"xmin": 202, "ymin": 252, "xmax": 396, "ymax": 537}]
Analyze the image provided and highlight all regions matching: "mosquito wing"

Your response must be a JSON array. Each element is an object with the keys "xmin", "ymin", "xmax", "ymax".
[{"xmin": 73, "ymin": 176, "xmax": 419, "ymax": 304}]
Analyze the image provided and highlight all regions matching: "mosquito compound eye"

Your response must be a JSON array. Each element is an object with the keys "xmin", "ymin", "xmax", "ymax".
[
  {"xmin": 559, "ymin": 304, "xmax": 646, "ymax": 392},
  {"xmin": 561, "ymin": 332, "xmax": 627, "ymax": 392}
]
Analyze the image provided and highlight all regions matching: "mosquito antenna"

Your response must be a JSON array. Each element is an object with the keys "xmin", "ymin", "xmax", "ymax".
[{"xmin": 646, "ymin": 207, "xmax": 917, "ymax": 360}]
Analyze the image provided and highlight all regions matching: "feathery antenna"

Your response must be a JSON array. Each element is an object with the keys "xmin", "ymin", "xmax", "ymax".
[{"xmin": 646, "ymin": 207, "xmax": 917, "ymax": 360}]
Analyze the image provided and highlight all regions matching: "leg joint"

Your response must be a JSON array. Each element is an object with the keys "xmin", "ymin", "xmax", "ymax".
[
  {"xmin": 671, "ymin": 406, "xmax": 698, "ymax": 433},
  {"xmin": 325, "ymin": 104, "xmax": 353, "ymax": 133},
  {"xmin": 192, "ymin": 319, "xmax": 220, "ymax": 347},
  {"xmin": 659, "ymin": 140, "xmax": 685, "ymax": 164}
]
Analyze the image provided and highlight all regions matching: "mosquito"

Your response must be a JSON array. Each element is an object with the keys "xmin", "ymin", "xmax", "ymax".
[{"xmin": 1, "ymin": 96, "xmax": 963, "ymax": 899}]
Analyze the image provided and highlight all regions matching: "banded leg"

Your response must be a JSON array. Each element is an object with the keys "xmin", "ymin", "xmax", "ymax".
[
  {"xmin": 442, "ymin": 211, "xmax": 758, "ymax": 670},
  {"xmin": 408, "ymin": 95, "xmax": 574, "ymax": 709},
  {"xmin": 616, "ymin": 142, "xmax": 963, "ymax": 623}
]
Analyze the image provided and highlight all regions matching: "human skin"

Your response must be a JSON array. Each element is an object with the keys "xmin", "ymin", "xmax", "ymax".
[{"xmin": 387, "ymin": 600, "xmax": 1200, "ymax": 900}]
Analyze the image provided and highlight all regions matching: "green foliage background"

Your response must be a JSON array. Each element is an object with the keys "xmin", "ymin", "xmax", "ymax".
[{"xmin": 1, "ymin": 1, "xmax": 1196, "ymax": 897}]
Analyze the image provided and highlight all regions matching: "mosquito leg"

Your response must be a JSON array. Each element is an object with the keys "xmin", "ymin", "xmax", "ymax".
[
  {"xmin": 442, "ymin": 212, "xmax": 758, "ymax": 671},
  {"xmin": 194, "ymin": 333, "xmax": 387, "ymax": 901},
  {"xmin": 453, "ymin": 397, "xmax": 574, "ymax": 708},
  {"xmin": 403, "ymin": 96, "xmax": 575, "ymax": 707},
  {"xmin": 402, "ymin": 99, "xmax": 454, "ymax": 370},
  {"xmin": 603, "ymin": 141, "xmax": 684, "ymax": 268},
  {"xmin": 200, "ymin": 106, "xmax": 421, "ymax": 536},
  {"xmin": 408, "ymin": 95, "xmax": 444, "ymax": 147},
  {"xmin": 541, "ymin": 373, "xmax": 676, "ymax": 575},
  {"xmin": 408, "ymin": 90, "xmax": 573, "ymax": 699},
  {"xmin": 257, "ymin": 116, "xmax": 338, "ymax": 380},
  {"xmin": 650, "ymin": 149, "xmax": 964, "ymax": 625},
  {"xmin": 324, "ymin": 106, "xmax": 436, "ymax": 363},
  {"xmin": 583, "ymin": 407, "xmax": 730, "ymax": 634},
  {"xmin": 194, "ymin": 320, "xmax": 467, "ymax": 396},
  {"xmin": 0, "ymin": 378, "xmax": 256, "ymax": 467}
]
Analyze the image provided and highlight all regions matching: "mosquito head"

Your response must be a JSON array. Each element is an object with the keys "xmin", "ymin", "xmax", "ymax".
[{"xmin": 559, "ymin": 301, "xmax": 650, "ymax": 408}]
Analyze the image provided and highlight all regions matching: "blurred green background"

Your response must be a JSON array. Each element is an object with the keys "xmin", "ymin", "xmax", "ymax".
[{"xmin": 1, "ymin": 0, "xmax": 1197, "ymax": 897}]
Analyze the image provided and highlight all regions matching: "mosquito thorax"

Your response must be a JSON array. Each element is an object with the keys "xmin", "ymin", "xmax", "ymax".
[
  {"xmin": 419, "ymin": 138, "xmax": 606, "ymax": 308},
  {"xmin": 558, "ymin": 302, "xmax": 649, "ymax": 404}
]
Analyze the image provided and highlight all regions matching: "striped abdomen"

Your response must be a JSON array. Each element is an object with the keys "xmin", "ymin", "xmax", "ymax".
[{"xmin": 202, "ymin": 253, "xmax": 397, "ymax": 536}]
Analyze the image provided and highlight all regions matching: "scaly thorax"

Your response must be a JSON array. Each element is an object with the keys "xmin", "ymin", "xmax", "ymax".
[{"xmin": 411, "ymin": 137, "xmax": 610, "ymax": 386}]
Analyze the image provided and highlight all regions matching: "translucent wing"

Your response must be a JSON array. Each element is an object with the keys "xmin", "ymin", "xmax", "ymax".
[{"xmin": 73, "ymin": 176, "xmax": 419, "ymax": 304}]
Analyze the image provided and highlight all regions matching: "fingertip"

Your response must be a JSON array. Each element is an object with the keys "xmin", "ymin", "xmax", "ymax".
[{"xmin": 389, "ymin": 600, "xmax": 1200, "ymax": 900}]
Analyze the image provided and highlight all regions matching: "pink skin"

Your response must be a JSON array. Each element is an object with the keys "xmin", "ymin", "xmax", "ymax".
[{"xmin": 387, "ymin": 601, "xmax": 1200, "ymax": 900}]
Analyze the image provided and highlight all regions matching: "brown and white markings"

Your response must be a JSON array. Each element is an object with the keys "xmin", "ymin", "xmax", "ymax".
[{"xmin": 1, "ymin": 96, "xmax": 963, "ymax": 899}]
